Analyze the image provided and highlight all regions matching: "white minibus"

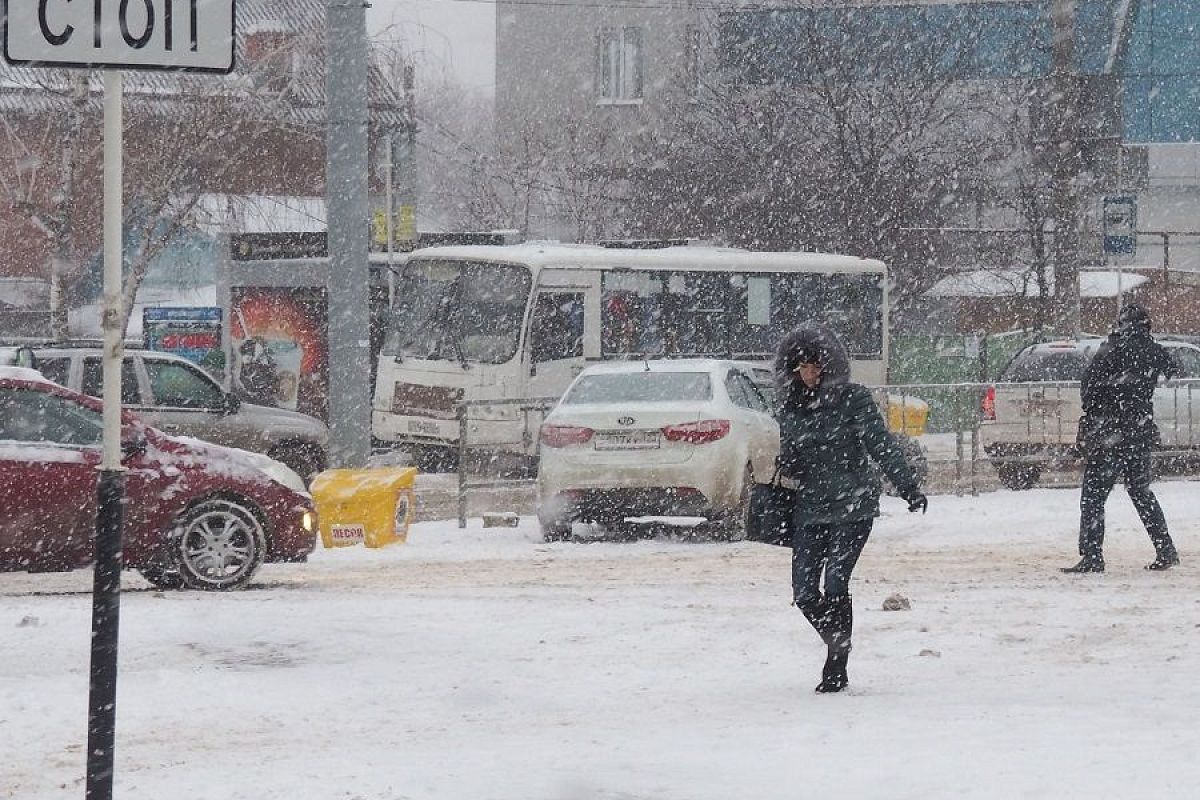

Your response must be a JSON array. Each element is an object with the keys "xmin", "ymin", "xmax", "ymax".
[{"xmin": 372, "ymin": 242, "xmax": 888, "ymax": 467}]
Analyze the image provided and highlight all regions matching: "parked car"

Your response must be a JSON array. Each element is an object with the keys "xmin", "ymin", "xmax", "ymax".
[
  {"xmin": 0, "ymin": 345, "xmax": 329, "ymax": 481},
  {"xmin": 536, "ymin": 359, "xmax": 779, "ymax": 541},
  {"xmin": 0, "ymin": 366, "xmax": 317, "ymax": 589},
  {"xmin": 979, "ymin": 337, "xmax": 1200, "ymax": 489}
]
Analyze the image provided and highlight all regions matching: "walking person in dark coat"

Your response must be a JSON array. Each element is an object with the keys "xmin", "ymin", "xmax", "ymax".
[
  {"xmin": 775, "ymin": 323, "xmax": 927, "ymax": 693},
  {"xmin": 1064, "ymin": 303, "xmax": 1182, "ymax": 574}
]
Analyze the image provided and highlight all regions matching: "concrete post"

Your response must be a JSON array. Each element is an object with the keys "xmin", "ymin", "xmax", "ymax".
[{"xmin": 326, "ymin": 0, "xmax": 372, "ymax": 467}]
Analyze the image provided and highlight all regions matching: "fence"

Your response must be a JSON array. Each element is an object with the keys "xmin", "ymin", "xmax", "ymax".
[
  {"xmin": 452, "ymin": 381, "xmax": 1200, "ymax": 525},
  {"xmin": 455, "ymin": 396, "xmax": 557, "ymax": 527}
]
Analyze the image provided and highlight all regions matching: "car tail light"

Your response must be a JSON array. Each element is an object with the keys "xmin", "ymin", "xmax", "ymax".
[
  {"xmin": 661, "ymin": 419, "xmax": 731, "ymax": 444},
  {"xmin": 981, "ymin": 386, "xmax": 996, "ymax": 421},
  {"xmin": 540, "ymin": 424, "xmax": 594, "ymax": 448}
]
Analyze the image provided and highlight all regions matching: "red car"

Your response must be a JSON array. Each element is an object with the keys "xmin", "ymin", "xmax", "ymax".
[{"xmin": 0, "ymin": 366, "xmax": 316, "ymax": 590}]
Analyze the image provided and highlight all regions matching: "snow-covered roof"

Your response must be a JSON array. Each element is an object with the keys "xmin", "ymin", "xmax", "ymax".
[
  {"xmin": 410, "ymin": 243, "xmax": 886, "ymax": 274},
  {"xmin": 0, "ymin": 278, "xmax": 48, "ymax": 308},
  {"xmin": 69, "ymin": 286, "xmax": 218, "ymax": 340},
  {"xmin": 925, "ymin": 269, "xmax": 1150, "ymax": 299}
]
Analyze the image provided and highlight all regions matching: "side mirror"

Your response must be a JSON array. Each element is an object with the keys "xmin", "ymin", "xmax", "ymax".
[
  {"xmin": 121, "ymin": 431, "xmax": 147, "ymax": 459},
  {"xmin": 222, "ymin": 392, "xmax": 242, "ymax": 415}
]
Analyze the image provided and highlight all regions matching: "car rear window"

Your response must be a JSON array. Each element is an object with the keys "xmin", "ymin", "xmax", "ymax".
[
  {"xmin": 1003, "ymin": 350, "xmax": 1092, "ymax": 382},
  {"xmin": 563, "ymin": 372, "xmax": 712, "ymax": 404}
]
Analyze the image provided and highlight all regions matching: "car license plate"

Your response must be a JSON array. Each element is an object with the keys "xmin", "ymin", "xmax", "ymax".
[{"xmin": 594, "ymin": 430, "xmax": 660, "ymax": 450}]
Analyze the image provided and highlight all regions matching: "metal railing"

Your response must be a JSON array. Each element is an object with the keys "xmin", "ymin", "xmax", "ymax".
[
  {"xmin": 873, "ymin": 379, "xmax": 1200, "ymax": 493},
  {"xmin": 452, "ymin": 380, "xmax": 1200, "ymax": 524},
  {"xmin": 456, "ymin": 396, "xmax": 557, "ymax": 527}
]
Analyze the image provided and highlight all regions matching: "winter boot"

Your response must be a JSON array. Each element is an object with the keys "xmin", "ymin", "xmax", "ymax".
[
  {"xmin": 1145, "ymin": 552, "xmax": 1180, "ymax": 571},
  {"xmin": 797, "ymin": 598, "xmax": 833, "ymax": 643},
  {"xmin": 1061, "ymin": 556, "xmax": 1105, "ymax": 574},
  {"xmin": 815, "ymin": 595, "xmax": 852, "ymax": 694}
]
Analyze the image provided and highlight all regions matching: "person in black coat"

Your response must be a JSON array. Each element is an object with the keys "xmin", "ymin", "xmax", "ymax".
[
  {"xmin": 775, "ymin": 323, "xmax": 927, "ymax": 693},
  {"xmin": 1064, "ymin": 303, "xmax": 1182, "ymax": 573}
]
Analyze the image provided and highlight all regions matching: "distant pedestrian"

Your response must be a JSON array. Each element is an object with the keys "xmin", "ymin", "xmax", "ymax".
[
  {"xmin": 775, "ymin": 323, "xmax": 927, "ymax": 693},
  {"xmin": 1064, "ymin": 303, "xmax": 1182, "ymax": 574}
]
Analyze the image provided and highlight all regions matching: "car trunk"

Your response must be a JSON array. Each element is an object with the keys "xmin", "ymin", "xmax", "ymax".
[
  {"xmin": 547, "ymin": 402, "xmax": 705, "ymax": 465},
  {"xmin": 991, "ymin": 383, "xmax": 1082, "ymax": 444}
]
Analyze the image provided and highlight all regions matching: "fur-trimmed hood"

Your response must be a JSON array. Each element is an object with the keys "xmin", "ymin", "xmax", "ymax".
[{"xmin": 774, "ymin": 323, "xmax": 852, "ymax": 403}]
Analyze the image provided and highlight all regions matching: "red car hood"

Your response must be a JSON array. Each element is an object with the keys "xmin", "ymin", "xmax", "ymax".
[{"xmin": 137, "ymin": 427, "xmax": 286, "ymax": 491}]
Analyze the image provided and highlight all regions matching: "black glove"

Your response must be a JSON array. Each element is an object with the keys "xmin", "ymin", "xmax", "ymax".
[{"xmin": 901, "ymin": 488, "xmax": 927, "ymax": 514}]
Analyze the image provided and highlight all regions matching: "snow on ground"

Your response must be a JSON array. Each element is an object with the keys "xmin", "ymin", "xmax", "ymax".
[{"xmin": 3, "ymin": 482, "xmax": 1200, "ymax": 799}]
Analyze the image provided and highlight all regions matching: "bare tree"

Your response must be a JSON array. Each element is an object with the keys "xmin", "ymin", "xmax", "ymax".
[
  {"xmin": 408, "ymin": 67, "xmax": 628, "ymax": 242},
  {"xmin": 0, "ymin": 30, "xmax": 330, "ymax": 340},
  {"xmin": 625, "ymin": 8, "xmax": 1028, "ymax": 324}
]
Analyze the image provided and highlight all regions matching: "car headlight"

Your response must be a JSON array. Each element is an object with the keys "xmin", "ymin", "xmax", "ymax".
[{"xmin": 301, "ymin": 510, "xmax": 316, "ymax": 533}]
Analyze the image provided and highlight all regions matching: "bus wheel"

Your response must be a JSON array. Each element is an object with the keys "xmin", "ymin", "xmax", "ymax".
[{"xmin": 540, "ymin": 518, "xmax": 572, "ymax": 542}]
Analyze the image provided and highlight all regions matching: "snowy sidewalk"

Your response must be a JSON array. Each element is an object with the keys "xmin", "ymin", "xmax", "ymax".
[{"xmin": 3, "ymin": 483, "xmax": 1199, "ymax": 799}]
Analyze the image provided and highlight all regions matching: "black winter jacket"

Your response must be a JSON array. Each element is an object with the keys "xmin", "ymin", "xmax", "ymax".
[
  {"xmin": 774, "ymin": 324, "xmax": 919, "ymax": 524},
  {"xmin": 1079, "ymin": 329, "xmax": 1180, "ymax": 450},
  {"xmin": 1082, "ymin": 329, "xmax": 1180, "ymax": 419}
]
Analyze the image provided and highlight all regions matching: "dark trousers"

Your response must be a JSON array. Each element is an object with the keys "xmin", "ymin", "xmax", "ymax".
[
  {"xmin": 791, "ymin": 518, "xmax": 873, "ymax": 606},
  {"xmin": 1079, "ymin": 443, "xmax": 1175, "ymax": 561}
]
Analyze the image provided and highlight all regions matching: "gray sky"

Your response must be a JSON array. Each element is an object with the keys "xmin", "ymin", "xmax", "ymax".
[{"xmin": 367, "ymin": 0, "xmax": 496, "ymax": 92}]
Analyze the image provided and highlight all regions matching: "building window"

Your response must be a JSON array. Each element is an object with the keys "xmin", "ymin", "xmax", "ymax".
[{"xmin": 598, "ymin": 27, "xmax": 643, "ymax": 102}]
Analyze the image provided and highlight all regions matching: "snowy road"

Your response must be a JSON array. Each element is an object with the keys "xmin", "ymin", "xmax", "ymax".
[{"xmin": 3, "ymin": 483, "xmax": 1200, "ymax": 799}]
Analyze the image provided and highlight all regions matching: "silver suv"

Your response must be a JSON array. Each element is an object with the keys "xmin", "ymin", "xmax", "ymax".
[
  {"xmin": 1, "ymin": 345, "xmax": 329, "ymax": 481},
  {"xmin": 979, "ymin": 338, "xmax": 1200, "ymax": 489}
]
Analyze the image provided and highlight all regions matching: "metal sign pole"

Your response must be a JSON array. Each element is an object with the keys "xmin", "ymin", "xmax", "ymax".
[
  {"xmin": 3, "ymin": 6, "xmax": 237, "ymax": 798},
  {"xmin": 85, "ymin": 68, "xmax": 126, "ymax": 800}
]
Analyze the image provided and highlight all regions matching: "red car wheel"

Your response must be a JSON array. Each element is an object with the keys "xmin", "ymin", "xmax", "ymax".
[{"xmin": 171, "ymin": 498, "xmax": 267, "ymax": 590}]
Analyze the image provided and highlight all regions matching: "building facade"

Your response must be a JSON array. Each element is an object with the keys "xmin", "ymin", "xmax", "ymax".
[{"xmin": 495, "ymin": 0, "xmax": 1200, "ymax": 332}]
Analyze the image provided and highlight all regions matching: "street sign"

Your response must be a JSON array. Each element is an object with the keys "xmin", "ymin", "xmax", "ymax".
[
  {"xmin": 232, "ymin": 232, "xmax": 328, "ymax": 260},
  {"xmin": 1103, "ymin": 194, "xmax": 1137, "ymax": 256},
  {"xmin": 2, "ymin": 0, "xmax": 235, "ymax": 73}
]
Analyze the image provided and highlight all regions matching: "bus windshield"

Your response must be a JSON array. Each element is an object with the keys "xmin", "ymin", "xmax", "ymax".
[{"xmin": 384, "ymin": 260, "xmax": 532, "ymax": 364}]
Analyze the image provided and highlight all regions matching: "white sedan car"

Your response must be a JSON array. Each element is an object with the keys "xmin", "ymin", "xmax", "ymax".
[{"xmin": 536, "ymin": 359, "xmax": 779, "ymax": 541}]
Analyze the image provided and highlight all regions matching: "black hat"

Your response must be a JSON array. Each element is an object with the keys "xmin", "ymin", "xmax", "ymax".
[{"xmin": 1118, "ymin": 303, "xmax": 1151, "ymax": 330}]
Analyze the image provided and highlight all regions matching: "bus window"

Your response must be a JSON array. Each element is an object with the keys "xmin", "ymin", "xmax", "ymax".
[
  {"xmin": 770, "ymin": 272, "xmax": 882, "ymax": 358},
  {"xmin": 384, "ymin": 260, "xmax": 531, "ymax": 364},
  {"xmin": 602, "ymin": 271, "xmax": 665, "ymax": 356},
  {"xmin": 603, "ymin": 270, "xmax": 740, "ymax": 357},
  {"xmin": 529, "ymin": 292, "xmax": 584, "ymax": 362},
  {"xmin": 663, "ymin": 272, "xmax": 732, "ymax": 355},
  {"xmin": 729, "ymin": 275, "xmax": 774, "ymax": 355}
]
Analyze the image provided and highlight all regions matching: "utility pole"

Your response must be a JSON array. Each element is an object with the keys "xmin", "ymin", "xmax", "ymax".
[
  {"xmin": 396, "ymin": 63, "xmax": 419, "ymax": 247},
  {"xmin": 1048, "ymin": 0, "xmax": 1082, "ymax": 337},
  {"xmin": 326, "ymin": 0, "xmax": 372, "ymax": 467}
]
